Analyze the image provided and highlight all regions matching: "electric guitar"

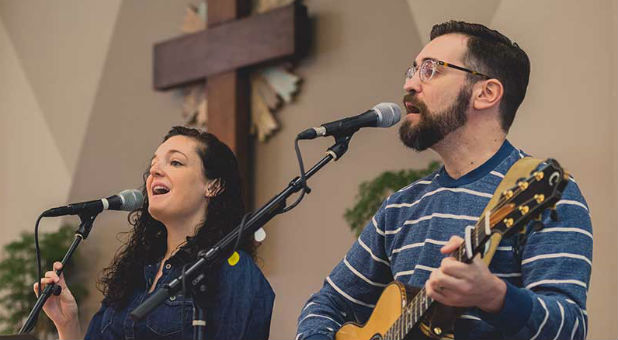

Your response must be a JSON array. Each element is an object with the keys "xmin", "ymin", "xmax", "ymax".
[{"xmin": 335, "ymin": 159, "xmax": 569, "ymax": 340}]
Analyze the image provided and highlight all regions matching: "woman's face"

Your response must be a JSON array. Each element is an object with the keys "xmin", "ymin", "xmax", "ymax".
[{"xmin": 146, "ymin": 135, "xmax": 210, "ymax": 225}]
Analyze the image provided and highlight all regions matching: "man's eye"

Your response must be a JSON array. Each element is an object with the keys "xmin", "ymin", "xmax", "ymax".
[{"xmin": 421, "ymin": 66, "xmax": 434, "ymax": 79}]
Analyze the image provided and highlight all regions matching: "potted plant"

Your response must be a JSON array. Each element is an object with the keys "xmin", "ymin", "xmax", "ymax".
[
  {"xmin": 345, "ymin": 162, "xmax": 440, "ymax": 236},
  {"xmin": 0, "ymin": 225, "xmax": 88, "ymax": 339}
]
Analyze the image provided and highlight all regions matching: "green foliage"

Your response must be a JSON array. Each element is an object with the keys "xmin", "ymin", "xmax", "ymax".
[
  {"xmin": 344, "ymin": 162, "xmax": 441, "ymax": 236},
  {"xmin": 0, "ymin": 225, "xmax": 88, "ymax": 338}
]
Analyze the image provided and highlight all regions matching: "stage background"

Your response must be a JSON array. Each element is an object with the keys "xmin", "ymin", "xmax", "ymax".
[{"xmin": 0, "ymin": 0, "xmax": 615, "ymax": 338}]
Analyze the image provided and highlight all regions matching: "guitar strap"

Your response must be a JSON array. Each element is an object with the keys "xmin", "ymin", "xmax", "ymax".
[
  {"xmin": 479, "ymin": 156, "xmax": 544, "ymax": 265},
  {"xmin": 420, "ymin": 157, "xmax": 546, "ymax": 340}
]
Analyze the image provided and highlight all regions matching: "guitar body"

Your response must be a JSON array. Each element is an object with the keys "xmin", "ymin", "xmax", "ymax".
[{"xmin": 335, "ymin": 282, "xmax": 457, "ymax": 340}]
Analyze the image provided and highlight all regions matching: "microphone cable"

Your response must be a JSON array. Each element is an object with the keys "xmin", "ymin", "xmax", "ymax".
[
  {"xmin": 282, "ymin": 136, "xmax": 311, "ymax": 213},
  {"xmin": 34, "ymin": 213, "xmax": 44, "ymax": 298}
]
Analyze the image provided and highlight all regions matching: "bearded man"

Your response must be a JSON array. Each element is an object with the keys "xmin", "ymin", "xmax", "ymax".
[{"xmin": 296, "ymin": 21, "xmax": 592, "ymax": 340}]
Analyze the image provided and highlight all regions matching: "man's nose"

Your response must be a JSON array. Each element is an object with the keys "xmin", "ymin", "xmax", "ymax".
[{"xmin": 403, "ymin": 74, "xmax": 421, "ymax": 93}]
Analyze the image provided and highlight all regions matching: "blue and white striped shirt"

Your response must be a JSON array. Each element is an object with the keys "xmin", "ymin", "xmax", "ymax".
[{"xmin": 297, "ymin": 140, "xmax": 592, "ymax": 340}]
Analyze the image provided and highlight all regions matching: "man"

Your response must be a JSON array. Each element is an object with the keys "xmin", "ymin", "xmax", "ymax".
[{"xmin": 296, "ymin": 21, "xmax": 592, "ymax": 340}]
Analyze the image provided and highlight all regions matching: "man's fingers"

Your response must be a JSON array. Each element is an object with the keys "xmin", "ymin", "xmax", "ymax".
[
  {"xmin": 440, "ymin": 235, "xmax": 464, "ymax": 254},
  {"xmin": 440, "ymin": 257, "xmax": 470, "ymax": 278},
  {"xmin": 434, "ymin": 266, "xmax": 465, "ymax": 290},
  {"xmin": 53, "ymin": 261, "xmax": 63, "ymax": 271}
]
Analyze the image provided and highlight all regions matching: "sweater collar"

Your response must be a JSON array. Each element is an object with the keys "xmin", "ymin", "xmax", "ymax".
[{"xmin": 437, "ymin": 139, "xmax": 515, "ymax": 188}]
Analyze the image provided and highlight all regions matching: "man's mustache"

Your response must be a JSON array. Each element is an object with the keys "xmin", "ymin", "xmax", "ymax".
[{"xmin": 402, "ymin": 93, "xmax": 427, "ymax": 114}]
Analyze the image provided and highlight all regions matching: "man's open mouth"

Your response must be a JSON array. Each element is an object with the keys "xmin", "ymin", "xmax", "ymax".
[{"xmin": 404, "ymin": 101, "xmax": 420, "ymax": 114}]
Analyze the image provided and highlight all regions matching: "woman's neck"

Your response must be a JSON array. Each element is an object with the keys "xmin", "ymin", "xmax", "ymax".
[{"xmin": 162, "ymin": 213, "xmax": 204, "ymax": 259}]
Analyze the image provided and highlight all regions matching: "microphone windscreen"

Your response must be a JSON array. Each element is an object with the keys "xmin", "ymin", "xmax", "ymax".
[
  {"xmin": 118, "ymin": 189, "xmax": 144, "ymax": 211},
  {"xmin": 373, "ymin": 102, "xmax": 402, "ymax": 127}
]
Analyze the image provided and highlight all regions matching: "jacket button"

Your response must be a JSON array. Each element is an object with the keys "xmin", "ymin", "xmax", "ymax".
[
  {"xmin": 165, "ymin": 263, "xmax": 172, "ymax": 270},
  {"xmin": 170, "ymin": 296, "xmax": 176, "ymax": 301}
]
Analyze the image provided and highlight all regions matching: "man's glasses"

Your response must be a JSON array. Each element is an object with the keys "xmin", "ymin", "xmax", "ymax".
[{"xmin": 405, "ymin": 58, "xmax": 491, "ymax": 82}]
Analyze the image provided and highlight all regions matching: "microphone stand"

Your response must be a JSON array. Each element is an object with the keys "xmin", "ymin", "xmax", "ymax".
[
  {"xmin": 130, "ymin": 135, "xmax": 353, "ymax": 340},
  {"xmin": 19, "ymin": 212, "xmax": 98, "ymax": 335}
]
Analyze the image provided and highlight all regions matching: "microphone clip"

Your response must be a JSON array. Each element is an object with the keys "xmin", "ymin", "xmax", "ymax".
[
  {"xmin": 326, "ymin": 135, "xmax": 353, "ymax": 161},
  {"xmin": 76, "ymin": 211, "xmax": 99, "ymax": 239}
]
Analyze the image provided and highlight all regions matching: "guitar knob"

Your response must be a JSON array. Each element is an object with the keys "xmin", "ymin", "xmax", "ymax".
[{"xmin": 433, "ymin": 327, "xmax": 442, "ymax": 336}]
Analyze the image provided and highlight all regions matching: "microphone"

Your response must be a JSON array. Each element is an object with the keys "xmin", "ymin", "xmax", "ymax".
[
  {"xmin": 42, "ymin": 189, "xmax": 143, "ymax": 217},
  {"xmin": 297, "ymin": 102, "xmax": 402, "ymax": 140}
]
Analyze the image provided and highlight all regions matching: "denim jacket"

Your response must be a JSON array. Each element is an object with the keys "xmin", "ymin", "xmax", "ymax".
[{"xmin": 84, "ymin": 250, "xmax": 274, "ymax": 340}]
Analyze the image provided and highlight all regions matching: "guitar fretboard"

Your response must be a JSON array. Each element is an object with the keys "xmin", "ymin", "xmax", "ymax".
[{"xmin": 383, "ymin": 212, "xmax": 495, "ymax": 340}]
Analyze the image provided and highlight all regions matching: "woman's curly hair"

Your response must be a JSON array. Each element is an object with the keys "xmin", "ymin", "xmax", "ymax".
[{"xmin": 97, "ymin": 126, "xmax": 255, "ymax": 308}]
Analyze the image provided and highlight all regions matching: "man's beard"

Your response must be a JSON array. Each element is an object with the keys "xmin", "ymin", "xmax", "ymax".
[{"xmin": 399, "ymin": 84, "xmax": 472, "ymax": 151}]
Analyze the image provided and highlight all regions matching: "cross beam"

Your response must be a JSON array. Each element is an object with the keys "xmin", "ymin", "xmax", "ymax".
[
  {"xmin": 153, "ymin": 1, "xmax": 309, "ymax": 206},
  {"xmin": 154, "ymin": 3, "xmax": 309, "ymax": 90}
]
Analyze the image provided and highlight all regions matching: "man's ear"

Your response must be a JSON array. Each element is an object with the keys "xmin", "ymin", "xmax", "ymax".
[
  {"xmin": 473, "ymin": 79, "xmax": 503, "ymax": 111},
  {"xmin": 205, "ymin": 178, "xmax": 225, "ymax": 198}
]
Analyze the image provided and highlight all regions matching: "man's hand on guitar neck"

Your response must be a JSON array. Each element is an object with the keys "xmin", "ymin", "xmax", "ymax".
[{"xmin": 425, "ymin": 235, "xmax": 507, "ymax": 314}]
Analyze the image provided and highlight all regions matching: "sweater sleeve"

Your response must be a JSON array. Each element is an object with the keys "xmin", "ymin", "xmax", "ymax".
[
  {"xmin": 296, "ymin": 200, "xmax": 393, "ymax": 340},
  {"xmin": 481, "ymin": 179, "xmax": 592, "ymax": 340}
]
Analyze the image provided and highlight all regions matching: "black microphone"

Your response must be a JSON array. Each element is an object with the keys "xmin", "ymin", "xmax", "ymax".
[
  {"xmin": 297, "ymin": 102, "xmax": 402, "ymax": 140},
  {"xmin": 42, "ymin": 189, "xmax": 143, "ymax": 217}
]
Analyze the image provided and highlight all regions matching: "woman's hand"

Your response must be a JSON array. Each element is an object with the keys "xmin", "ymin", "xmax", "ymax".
[{"xmin": 33, "ymin": 262, "xmax": 82, "ymax": 339}]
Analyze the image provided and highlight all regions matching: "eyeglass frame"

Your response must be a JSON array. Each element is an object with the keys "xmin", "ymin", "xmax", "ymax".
[{"xmin": 405, "ymin": 58, "xmax": 492, "ymax": 82}]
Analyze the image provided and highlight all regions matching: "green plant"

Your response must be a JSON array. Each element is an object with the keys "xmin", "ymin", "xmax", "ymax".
[
  {"xmin": 0, "ymin": 224, "xmax": 88, "ymax": 338},
  {"xmin": 344, "ymin": 161, "xmax": 441, "ymax": 236}
]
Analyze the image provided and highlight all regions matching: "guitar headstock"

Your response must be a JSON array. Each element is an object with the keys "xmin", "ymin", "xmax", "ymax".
[{"xmin": 490, "ymin": 159, "xmax": 569, "ymax": 238}]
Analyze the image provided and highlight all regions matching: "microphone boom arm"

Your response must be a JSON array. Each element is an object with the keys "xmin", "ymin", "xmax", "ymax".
[{"xmin": 130, "ymin": 135, "xmax": 353, "ymax": 321}]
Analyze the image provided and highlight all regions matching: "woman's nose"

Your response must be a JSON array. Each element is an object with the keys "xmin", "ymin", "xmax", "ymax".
[{"xmin": 150, "ymin": 162, "xmax": 164, "ymax": 177}]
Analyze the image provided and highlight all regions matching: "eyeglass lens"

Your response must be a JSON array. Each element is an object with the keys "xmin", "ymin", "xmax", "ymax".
[{"xmin": 405, "ymin": 60, "xmax": 436, "ymax": 82}]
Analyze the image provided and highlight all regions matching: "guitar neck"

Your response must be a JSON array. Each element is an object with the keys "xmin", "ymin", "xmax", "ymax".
[{"xmin": 385, "ymin": 212, "xmax": 498, "ymax": 340}]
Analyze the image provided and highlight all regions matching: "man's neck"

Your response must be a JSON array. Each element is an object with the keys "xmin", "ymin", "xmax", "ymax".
[{"xmin": 432, "ymin": 123, "xmax": 506, "ymax": 180}]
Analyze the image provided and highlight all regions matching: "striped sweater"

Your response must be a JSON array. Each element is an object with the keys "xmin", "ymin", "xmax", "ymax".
[{"xmin": 297, "ymin": 140, "xmax": 592, "ymax": 340}]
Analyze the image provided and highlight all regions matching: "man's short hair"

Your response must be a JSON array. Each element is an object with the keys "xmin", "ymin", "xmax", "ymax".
[{"xmin": 430, "ymin": 21, "xmax": 530, "ymax": 132}]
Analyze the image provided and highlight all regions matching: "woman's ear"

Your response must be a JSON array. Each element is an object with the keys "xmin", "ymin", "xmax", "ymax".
[
  {"xmin": 205, "ymin": 178, "xmax": 225, "ymax": 198},
  {"xmin": 473, "ymin": 78, "xmax": 503, "ymax": 111}
]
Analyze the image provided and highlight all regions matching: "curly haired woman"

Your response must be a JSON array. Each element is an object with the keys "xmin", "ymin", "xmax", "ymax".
[{"xmin": 35, "ymin": 126, "xmax": 274, "ymax": 340}]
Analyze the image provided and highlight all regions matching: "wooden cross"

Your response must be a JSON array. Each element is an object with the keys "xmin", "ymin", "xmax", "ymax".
[{"xmin": 153, "ymin": 0, "xmax": 309, "ymax": 205}]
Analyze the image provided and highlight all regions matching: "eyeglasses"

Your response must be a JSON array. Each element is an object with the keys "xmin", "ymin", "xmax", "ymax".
[{"xmin": 405, "ymin": 58, "xmax": 491, "ymax": 82}]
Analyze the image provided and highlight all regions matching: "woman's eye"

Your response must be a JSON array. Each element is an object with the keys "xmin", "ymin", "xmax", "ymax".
[{"xmin": 170, "ymin": 160, "xmax": 183, "ymax": 166}]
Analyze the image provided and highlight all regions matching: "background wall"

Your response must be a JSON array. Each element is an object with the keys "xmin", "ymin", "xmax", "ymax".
[{"xmin": 0, "ymin": 0, "xmax": 615, "ymax": 339}]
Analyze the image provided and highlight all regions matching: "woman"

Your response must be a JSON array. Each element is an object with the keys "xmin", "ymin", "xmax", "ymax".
[{"xmin": 35, "ymin": 126, "xmax": 274, "ymax": 339}]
